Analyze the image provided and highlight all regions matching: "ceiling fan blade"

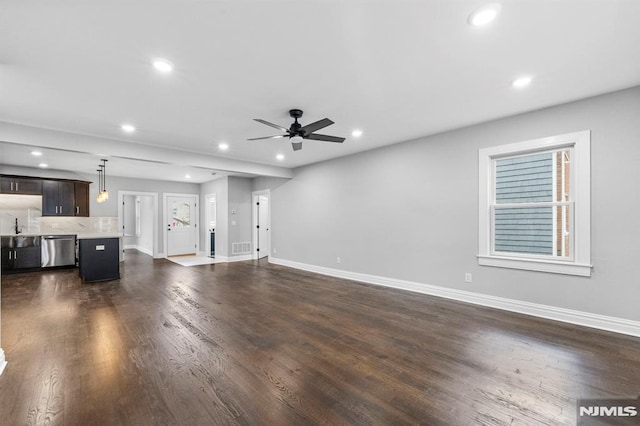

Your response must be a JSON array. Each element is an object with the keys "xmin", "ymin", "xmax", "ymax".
[
  {"xmin": 306, "ymin": 133, "xmax": 345, "ymax": 143},
  {"xmin": 247, "ymin": 135, "xmax": 286, "ymax": 141},
  {"xmin": 300, "ymin": 118, "xmax": 334, "ymax": 134},
  {"xmin": 254, "ymin": 119, "xmax": 290, "ymax": 133},
  {"xmin": 292, "ymin": 141, "xmax": 303, "ymax": 151}
]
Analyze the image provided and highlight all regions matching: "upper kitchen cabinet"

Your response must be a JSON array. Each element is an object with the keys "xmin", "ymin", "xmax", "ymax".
[
  {"xmin": 0, "ymin": 176, "xmax": 42, "ymax": 195},
  {"xmin": 42, "ymin": 179, "xmax": 76, "ymax": 216},
  {"xmin": 74, "ymin": 181, "xmax": 90, "ymax": 217}
]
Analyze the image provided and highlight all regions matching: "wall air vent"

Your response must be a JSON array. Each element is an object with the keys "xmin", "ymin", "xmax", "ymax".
[{"xmin": 232, "ymin": 242, "xmax": 252, "ymax": 255}]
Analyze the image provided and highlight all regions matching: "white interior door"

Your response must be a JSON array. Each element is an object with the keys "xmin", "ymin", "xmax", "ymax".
[
  {"xmin": 167, "ymin": 195, "xmax": 197, "ymax": 256},
  {"xmin": 255, "ymin": 194, "xmax": 270, "ymax": 259}
]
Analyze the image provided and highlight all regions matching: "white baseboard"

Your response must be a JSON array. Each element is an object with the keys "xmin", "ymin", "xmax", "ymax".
[
  {"xmin": 214, "ymin": 254, "xmax": 253, "ymax": 263},
  {"xmin": 135, "ymin": 246, "xmax": 153, "ymax": 257},
  {"xmin": 155, "ymin": 252, "xmax": 165, "ymax": 259},
  {"xmin": 269, "ymin": 257, "xmax": 640, "ymax": 338},
  {"xmin": 0, "ymin": 348, "xmax": 6, "ymax": 376},
  {"xmin": 124, "ymin": 245, "xmax": 153, "ymax": 257}
]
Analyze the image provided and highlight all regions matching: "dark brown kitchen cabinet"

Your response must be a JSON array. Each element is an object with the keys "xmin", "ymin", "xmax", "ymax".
[
  {"xmin": 74, "ymin": 181, "xmax": 90, "ymax": 216},
  {"xmin": 1, "ymin": 236, "xmax": 41, "ymax": 274},
  {"xmin": 0, "ymin": 176, "xmax": 42, "ymax": 195},
  {"xmin": 42, "ymin": 180, "xmax": 75, "ymax": 216}
]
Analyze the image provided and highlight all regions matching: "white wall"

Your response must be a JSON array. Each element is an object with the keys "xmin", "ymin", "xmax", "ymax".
[
  {"xmin": 123, "ymin": 195, "xmax": 136, "ymax": 246},
  {"xmin": 255, "ymin": 86, "xmax": 640, "ymax": 322},
  {"xmin": 136, "ymin": 195, "xmax": 154, "ymax": 255}
]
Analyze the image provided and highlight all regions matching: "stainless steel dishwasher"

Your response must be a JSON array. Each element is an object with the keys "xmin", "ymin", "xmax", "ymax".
[{"xmin": 41, "ymin": 235, "xmax": 77, "ymax": 268}]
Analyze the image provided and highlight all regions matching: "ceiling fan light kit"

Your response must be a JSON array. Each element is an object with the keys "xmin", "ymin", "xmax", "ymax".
[{"xmin": 249, "ymin": 109, "xmax": 345, "ymax": 151}]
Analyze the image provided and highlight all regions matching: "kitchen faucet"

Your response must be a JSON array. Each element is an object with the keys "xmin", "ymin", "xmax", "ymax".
[{"xmin": 15, "ymin": 218, "xmax": 22, "ymax": 234}]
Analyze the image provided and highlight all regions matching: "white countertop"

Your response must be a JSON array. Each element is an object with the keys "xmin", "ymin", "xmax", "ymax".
[
  {"xmin": 75, "ymin": 233, "xmax": 123, "ymax": 239},
  {"xmin": 2, "ymin": 232, "xmax": 123, "ymax": 239}
]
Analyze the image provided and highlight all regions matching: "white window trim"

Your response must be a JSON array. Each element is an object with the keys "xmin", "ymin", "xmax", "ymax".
[{"xmin": 478, "ymin": 130, "xmax": 591, "ymax": 277}]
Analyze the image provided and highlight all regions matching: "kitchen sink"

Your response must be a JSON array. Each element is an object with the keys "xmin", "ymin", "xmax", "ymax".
[
  {"xmin": 16, "ymin": 236, "xmax": 40, "ymax": 248},
  {"xmin": 1, "ymin": 235, "xmax": 40, "ymax": 248}
]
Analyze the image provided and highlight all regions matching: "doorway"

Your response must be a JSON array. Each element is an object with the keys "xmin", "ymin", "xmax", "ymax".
[
  {"xmin": 117, "ymin": 191, "xmax": 159, "ymax": 258},
  {"xmin": 252, "ymin": 190, "xmax": 270, "ymax": 260},
  {"xmin": 205, "ymin": 193, "xmax": 216, "ymax": 258},
  {"xmin": 164, "ymin": 193, "xmax": 199, "ymax": 257}
]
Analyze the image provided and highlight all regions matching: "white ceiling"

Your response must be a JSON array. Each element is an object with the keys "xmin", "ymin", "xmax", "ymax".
[{"xmin": 1, "ymin": 0, "xmax": 639, "ymax": 181}]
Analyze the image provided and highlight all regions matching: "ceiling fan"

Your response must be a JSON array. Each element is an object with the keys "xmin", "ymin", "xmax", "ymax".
[{"xmin": 248, "ymin": 109, "xmax": 345, "ymax": 151}]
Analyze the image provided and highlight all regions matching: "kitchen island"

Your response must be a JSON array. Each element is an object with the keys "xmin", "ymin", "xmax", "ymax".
[{"xmin": 78, "ymin": 236, "xmax": 121, "ymax": 282}]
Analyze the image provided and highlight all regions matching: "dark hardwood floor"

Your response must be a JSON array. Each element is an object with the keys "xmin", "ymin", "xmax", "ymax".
[{"xmin": 1, "ymin": 250, "xmax": 639, "ymax": 425}]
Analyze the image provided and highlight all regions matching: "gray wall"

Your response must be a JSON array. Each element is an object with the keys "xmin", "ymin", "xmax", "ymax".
[
  {"xmin": 258, "ymin": 86, "xmax": 640, "ymax": 322},
  {"xmin": 76, "ymin": 173, "xmax": 199, "ymax": 255},
  {"xmin": 227, "ymin": 177, "xmax": 252, "ymax": 256},
  {"xmin": 199, "ymin": 176, "xmax": 253, "ymax": 258}
]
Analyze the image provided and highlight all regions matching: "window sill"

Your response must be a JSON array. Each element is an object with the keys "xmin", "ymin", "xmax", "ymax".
[{"xmin": 477, "ymin": 255, "xmax": 592, "ymax": 277}]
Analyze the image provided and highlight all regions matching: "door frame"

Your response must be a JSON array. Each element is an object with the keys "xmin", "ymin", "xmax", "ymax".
[
  {"xmin": 163, "ymin": 193, "xmax": 200, "ymax": 258},
  {"xmin": 117, "ymin": 191, "xmax": 160, "ymax": 258},
  {"xmin": 252, "ymin": 189, "xmax": 271, "ymax": 260},
  {"xmin": 204, "ymin": 193, "xmax": 216, "ymax": 257}
]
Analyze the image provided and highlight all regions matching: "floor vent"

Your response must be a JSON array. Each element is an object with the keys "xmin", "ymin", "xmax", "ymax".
[{"xmin": 232, "ymin": 242, "xmax": 252, "ymax": 255}]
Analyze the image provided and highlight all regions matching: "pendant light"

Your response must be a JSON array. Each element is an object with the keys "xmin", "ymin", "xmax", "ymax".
[{"xmin": 96, "ymin": 159, "xmax": 109, "ymax": 203}]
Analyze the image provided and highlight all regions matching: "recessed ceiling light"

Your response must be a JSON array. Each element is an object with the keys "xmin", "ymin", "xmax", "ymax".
[
  {"xmin": 276, "ymin": 154, "xmax": 285, "ymax": 161},
  {"xmin": 31, "ymin": 151, "xmax": 43, "ymax": 156},
  {"xmin": 185, "ymin": 174, "xmax": 191, "ymax": 179},
  {"xmin": 468, "ymin": 3, "xmax": 501, "ymax": 26},
  {"xmin": 219, "ymin": 143, "xmax": 229, "ymax": 151},
  {"xmin": 152, "ymin": 58, "xmax": 174, "ymax": 73},
  {"xmin": 512, "ymin": 76, "xmax": 533, "ymax": 88},
  {"xmin": 351, "ymin": 129, "xmax": 363, "ymax": 138},
  {"xmin": 38, "ymin": 163, "xmax": 48, "ymax": 168},
  {"xmin": 121, "ymin": 124, "xmax": 136, "ymax": 133}
]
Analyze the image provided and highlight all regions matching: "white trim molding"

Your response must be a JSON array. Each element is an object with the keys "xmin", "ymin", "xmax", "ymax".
[
  {"xmin": 215, "ymin": 254, "xmax": 253, "ymax": 263},
  {"xmin": 269, "ymin": 257, "xmax": 640, "ymax": 338},
  {"xmin": 124, "ymin": 245, "xmax": 153, "ymax": 257},
  {"xmin": 478, "ymin": 130, "xmax": 591, "ymax": 276},
  {"xmin": 0, "ymin": 348, "xmax": 6, "ymax": 376}
]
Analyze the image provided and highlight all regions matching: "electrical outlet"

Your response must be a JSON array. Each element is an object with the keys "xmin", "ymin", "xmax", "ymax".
[
  {"xmin": 336, "ymin": 257, "xmax": 341, "ymax": 264},
  {"xmin": 465, "ymin": 273, "xmax": 472, "ymax": 283},
  {"xmin": 273, "ymin": 248, "xmax": 277, "ymax": 254}
]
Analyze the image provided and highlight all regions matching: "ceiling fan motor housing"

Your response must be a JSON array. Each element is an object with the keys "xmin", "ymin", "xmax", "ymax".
[
  {"xmin": 289, "ymin": 109, "xmax": 303, "ymax": 119},
  {"xmin": 289, "ymin": 109, "xmax": 303, "ymax": 134}
]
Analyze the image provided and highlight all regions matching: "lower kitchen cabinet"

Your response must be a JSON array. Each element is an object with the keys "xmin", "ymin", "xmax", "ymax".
[
  {"xmin": 1, "ymin": 236, "xmax": 42, "ymax": 274},
  {"xmin": 78, "ymin": 238, "xmax": 120, "ymax": 282}
]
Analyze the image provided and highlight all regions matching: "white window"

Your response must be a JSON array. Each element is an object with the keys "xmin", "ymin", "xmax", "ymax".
[{"xmin": 478, "ymin": 130, "xmax": 591, "ymax": 276}]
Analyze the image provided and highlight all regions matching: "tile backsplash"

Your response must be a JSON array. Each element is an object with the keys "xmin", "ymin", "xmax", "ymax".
[
  {"xmin": 0, "ymin": 194, "xmax": 117, "ymax": 235},
  {"xmin": 38, "ymin": 216, "xmax": 119, "ymax": 234},
  {"xmin": 0, "ymin": 194, "xmax": 41, "ymax": 234}
]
